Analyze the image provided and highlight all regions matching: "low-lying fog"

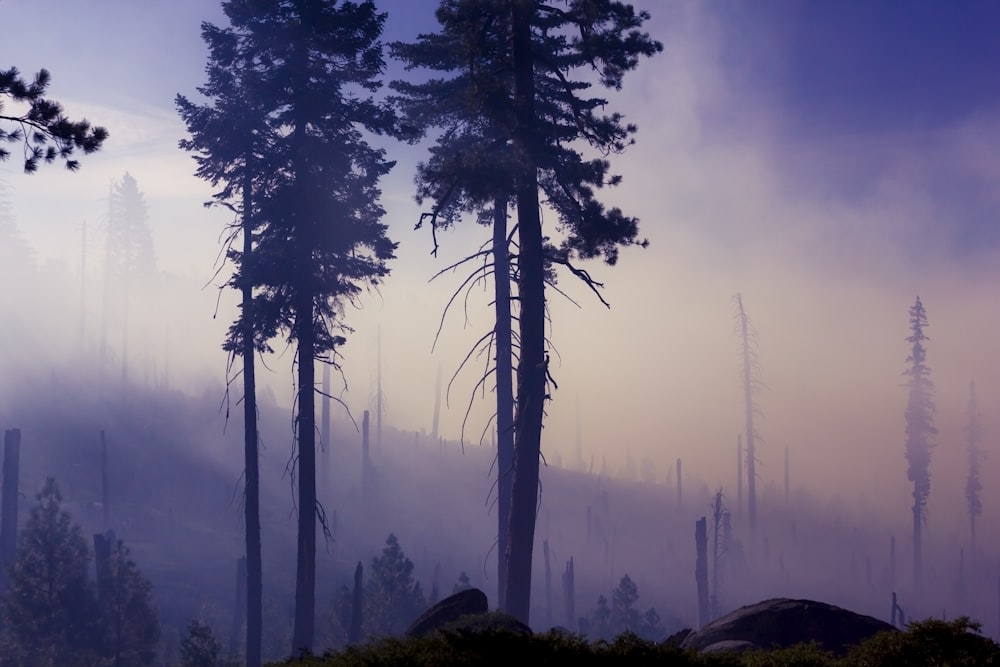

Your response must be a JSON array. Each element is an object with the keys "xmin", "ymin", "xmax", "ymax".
[{"xmin": 3, "ymin": 0, "xmax": 1000, "ymax": 662}]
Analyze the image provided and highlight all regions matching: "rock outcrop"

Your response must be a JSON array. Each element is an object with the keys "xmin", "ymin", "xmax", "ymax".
[
  {"xmin": 678, "ymin": 598, "xmax": 896, "ymax": 655},
  {"xmin": 404, "ymin": 588, "xmax": 489, "ymax": 638}
]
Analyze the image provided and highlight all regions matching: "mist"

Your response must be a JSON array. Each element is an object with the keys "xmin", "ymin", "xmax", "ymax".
[{"xmin": 2, "ymin": 0, "xmax": 1000, "ymax": 662}]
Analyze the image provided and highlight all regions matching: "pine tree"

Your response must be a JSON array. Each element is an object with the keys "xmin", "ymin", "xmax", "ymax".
[
  {"xmin": 903, "ymin": 296, "xmax": 935, "ymax": 592},
  {"xmin": 391, "ymin": 0, "xmax": 660, "ymax": 624},
  {"xmin": 964, "ymin": 380, "xmax": 984, "ymax": 552},
  {"xmin": 0, "ymin": 67, "xmax": 107, "ymax": 173},
  {"xmin": 177, "ymin": 15, "xmax": 275, "ymax": 666},
  {"xmin": 96, "ymin": 539, "xmax": 160, "ymax": 667},
  {"xmin": 179, "ymin": 0, "xmax": 398, "ymax": 655},
  {"xmin": 364, "ymin": 534, "xmax": 426, "ymax": 638},
  {"xmin": 0, "ymin": 479, "xmax": 101, "ymax": 667},
  {"xmin": 103, "ymin": 172, "xmax": 155, "ymax": 385}
]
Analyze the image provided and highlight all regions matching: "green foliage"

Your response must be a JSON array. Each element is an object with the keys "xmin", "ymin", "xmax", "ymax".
[
  {"xmin": 0, "ymin": 478, "xmax": 101, "ymax": 666},
  {"xmin": 588, "ymin": 574, "xmax": 662, "ymax": 642},
  {"xmin": 363, "ymin": 534, "xmax": 427, "ymax": 639},
  {"xmin": 0, "ymin": 66, "xmax": 108, "ymax": 172},
  {"xmin": 389, "ymin": 0, "xmax": 663, "ymax": 266},
  {"xmin": 0, "ymin": 479, "xmax": 160, "ymax": 666},
  {"xmin": 180, "ymin": 620, "xmax": 221, "ymax": 667},
  {"xmin": 845, "ymin": 617, "xmax": 1000, "ymax": 667},
  {"xmin": 97, "ymin": 539, "xmax": 160, "ymax": 666},
  {"xmin": 261, "ymin": 616, "xmax": 1000, "ymax": 665}
]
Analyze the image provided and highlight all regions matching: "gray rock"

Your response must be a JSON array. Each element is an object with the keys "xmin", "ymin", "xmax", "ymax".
[
  {"xmin": 702, "ymin": 639, "xmax": 757, "ymax": 653},
  {"xmin": 404, "ymin": 588, "xmax": 489, "ymax": 638},
  {"xmin": 679, "ymin": 598, "xmax": 896, "ymax": 656}
]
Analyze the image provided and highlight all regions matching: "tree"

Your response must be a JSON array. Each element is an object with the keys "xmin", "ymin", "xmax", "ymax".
[
  {"xmin": 96, "ymin": 539, "xmax": 159, "ymax": 667},
  {"xmin": 391, "ymin": 0, "xmax": 661, "ymax": 624},
  {"xmin": 588, "ymin": 574, "xmax": 662, "ymax": 642},
  {"xmin": 734, "ymin": 293, "xmax": 763, "ymax": 538},
  {"xmin": 364, "ymin": 534, "xmax": 426, "ymax": 638},
  {"xmin": 903, "ymin": 296, "xmax": 935, "ymax": 592},
  {"xmin": 964, "ymin": 380, "xmax": 984, "ymax": 552},
  {"xmin": 102, "ymin": 172, "xmax": 155, "ymax": 385},
  {"xmin": 179, "ymin": 620, "xmax": 227, "ymax": 667},
  {"xmin": 177, "ymin": 14, "xmax": 276, "ymax": 666},
  {"xmin": 0, "ymin": 478, "xmax": 101, "ymax": 666},
  {"xmin": 179, "ymin": 0, "xmax": 398, "ymax": 656},
  {"xmin": 0, "ymin": 67, "xmax": 107, "ymax": 173}
]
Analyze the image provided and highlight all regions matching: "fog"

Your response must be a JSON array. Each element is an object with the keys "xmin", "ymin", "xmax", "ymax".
[{"xmin": 2, "ymin": 0, "xmax": 1000, "ymax": 661}]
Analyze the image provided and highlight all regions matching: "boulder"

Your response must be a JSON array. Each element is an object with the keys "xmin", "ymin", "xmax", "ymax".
[
  {"xmin": 679, "ymin": 598, "xmax": 896, "ymax": 656},
  {"xmin": 404, "ymin": 588, "xmax": 489, "ymax": 638}
]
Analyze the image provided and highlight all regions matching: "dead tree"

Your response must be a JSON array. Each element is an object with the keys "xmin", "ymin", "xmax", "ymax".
[
  {"xmin": 734, "ymin": 294, "xmax": 764, "ymax": 539},
  {"xmin": 964, "ymin": 381, "xmax": 984, "ymax": 552},
  {"xmin": 0, "ymin": 428, "xmax": 20, "ymax": 590},
  {"xmin": 696, "ymin": 517, "xmax": 709, "ymax": 628}
]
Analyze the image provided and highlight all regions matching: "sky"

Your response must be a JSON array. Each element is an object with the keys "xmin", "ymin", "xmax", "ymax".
[{"xmin": 3, "ymin": 0, "xmax": 1000, "ymax": 535}]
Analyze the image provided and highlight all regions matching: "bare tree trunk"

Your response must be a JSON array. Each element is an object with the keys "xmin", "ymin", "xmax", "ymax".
[
  {"xmin": 676, "ymin": 458, "xmax": 682, "ymax": 510},
  {"xmin": 504, "ymin": 0, "xmax": 546, "ymax": 626},
  {"xmin": 912, "ymin": 500, "xmax": 922, "ymax": 594},
  {"xmin": 562, "ymin": 557, "xmax": 575, "ymax": 630},
  {"xmin": 322, "ymin": 359, "xmax": 331, "ymax": 502},
  {"xmin": 542, "ymin": 539, "xmax": 552, "ymax": 627},
  {"xmin": 494, "ymin": 195, "xmax": 514, "ymax": 609},
  {"xmin": 784, "ymin": 446, "xmax": 789, "ymax": 504},
  {"xmin": 362, "ymin": 410, "xmax": 371, "ymax": 500},
  {"xmin": 101, "ymin": 430, "xmax": 110, "ymax": 529},
  {"xmin": 0, "ymin": 429, "xmax": 20, "ymax": 592},
  {"xmin": 695, "ymin": 517, "xmax": 709, "ymax": 628},
  {"xmin": 292, "ymin": 229, "xmax": 318, "ymax": 654},
  {"xmin": 241, "ymin": 162, "xmax": 263, "ymax": 667},
  {"xmin": 737, "ymin": 295, "xmax": 758, "ymax": 538},
  {"xmin": 431, "ymin": 365, "xmax": 441, "ymax": 443},
  {"xmin": 349, "ymin": 562, "xmax": 363, "ymax": 645},
  {"xmin": 737, "ymin": 435, "xmax": 742, "ymax": 519},
  {"xmin": 890, "ymin": 535, "xmax": 896, "ymax": 594}
]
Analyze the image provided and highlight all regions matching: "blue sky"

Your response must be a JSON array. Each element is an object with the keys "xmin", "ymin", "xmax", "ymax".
[{"xmin": 3, "ymin": 1, "xmax": 1000, "ymax": 520}]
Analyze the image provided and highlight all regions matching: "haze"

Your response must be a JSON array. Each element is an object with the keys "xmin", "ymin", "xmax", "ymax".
[{"xmin": 2, "ymin": 0, "xmax": 999, "ymax": 661}]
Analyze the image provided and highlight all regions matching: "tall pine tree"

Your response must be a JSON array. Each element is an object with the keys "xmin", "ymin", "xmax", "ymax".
[
  {"xmin": 182, "ymin": 0, "xmax": 398, "ymax": 654},
  {"xmin": 391, "ymin": 0, "xmax": 660, "ymax": 624},
  {"xmin": 903, "ymin": 296, "xmax": 935, "ymax": 593},
  {"xmin": 177, "ymin": 13, "xmax": 277, "ymax": 665}
]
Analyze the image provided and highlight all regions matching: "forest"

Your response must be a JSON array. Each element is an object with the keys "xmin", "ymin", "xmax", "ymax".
[{"xmin": 2, "ymin": 1, "xmax": 1000, "ymax": 666}]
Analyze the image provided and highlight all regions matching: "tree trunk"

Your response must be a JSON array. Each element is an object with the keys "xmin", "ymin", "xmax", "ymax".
[
  {"xmin": 349, "ymin": 561, "xmax": 363, "ymax": 645},
  {"xmin": 736, "ymin": 435, "xmax": 743, "ymax": 519},
  {"xmin": 322, "ymin": 358, "xmax": 331, "ymax": 502},
  {"xmin": 504, "ymin": 0, "xmax": 546, "ymax": 626},
  {"xmin": 695, "ymin": 517, "xmax": 709, "ymax": 628},
  {"xmin": 101, "ymin": 430, "xmax": 110, "ymax": 529},
  {"xmin": 542, "ymin": 539, "xmax": 552, "ymax": 627},
  {"xmin": 0, "ymin": 428, "xmax": 21, "ymax": 591},
  {"xmin": 494, "ymin": 194, "xmax": 514, "ymax": 609},
  {"xmin": 291, "ymin": 207, "xmax": 318, "ymax": 654},
  {"xmin": 242, "ymin": 160, "xmax": 263, "ymax": 667},
  {"xmin": 912, "ymin": 498, "xmax": 921, "ymax": 594},
  {"xmin": 738, "ymin": 295, "xmax": 758, "ymax": 538}
]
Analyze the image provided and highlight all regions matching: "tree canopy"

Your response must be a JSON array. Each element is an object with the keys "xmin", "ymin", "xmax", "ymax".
[{"xmin": 0, "ymin": 67, "xmax": 107, "ymax": 173}]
